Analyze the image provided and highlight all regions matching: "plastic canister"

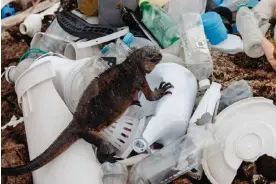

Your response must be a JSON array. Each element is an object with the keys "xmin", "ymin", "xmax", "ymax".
[
  {"xmin": 133, "ymin": 63, "xmax": 197, "ymax": 153},
  {"xmin": 201, "ymin": 12, "xmax": 228, "ymax": 45}
]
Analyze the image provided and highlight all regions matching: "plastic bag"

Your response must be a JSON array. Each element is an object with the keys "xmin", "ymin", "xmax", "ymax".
[{"xmin": 218, "ymin": 80, "xmax": 253, "ymax": 113}]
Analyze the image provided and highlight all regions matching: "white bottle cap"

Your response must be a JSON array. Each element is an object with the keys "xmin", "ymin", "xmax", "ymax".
[{"xmin": 199, "ymin": 79, "xmax": 211, "ymax": 90}]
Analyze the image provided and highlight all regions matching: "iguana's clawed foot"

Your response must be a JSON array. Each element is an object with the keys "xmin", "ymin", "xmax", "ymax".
[
  {"xmin": 154, "ymin": 81, "xmax": 174, "ymax": 100},
  {"xmin": 96, "ymin": 142, "xmax": 122, "ymax": 163},
  {"xmin": 131, "ymin": 100, "xmax": 142, "ymax": 107}
]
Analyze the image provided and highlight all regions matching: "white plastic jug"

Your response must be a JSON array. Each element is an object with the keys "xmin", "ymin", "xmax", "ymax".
[
  {"xmin": 15, "ymin": 60, "xmax": 103, "ymax": 184},
  {"xmin": 133, "ymin": 63, "xmax": 197, "ymax": 153}
]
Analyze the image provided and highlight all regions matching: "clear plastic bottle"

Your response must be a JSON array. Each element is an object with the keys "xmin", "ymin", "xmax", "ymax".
[
  {"xmin": 139, "ymin": 0, "xmax": 180, "ymax": 48},
  {"xmin": 178, "ymin": 13, "xmax": 213, "ymax": 90},
  {"xmin": 101, "ymin": 39, "xmax": 130, "ymax": 64},
  {"xmin": 123, "ymin": 32, "xmax": 155, "ymax": 48},
  {"xmin": 129, "ymin": 136, "xmax": 200, "ymax": 184},
  {"xmin": 102, "ymin": 162, "xmax": 128, "ymax": 184}
]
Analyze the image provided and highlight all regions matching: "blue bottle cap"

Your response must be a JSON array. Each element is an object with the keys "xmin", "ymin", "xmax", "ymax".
[
  {"xmin": 101, "ymin": 45, "xmax": 111, "ymax": 54},
  {"xmin": 123, "ymin": 33, "xmax": 135, "ymax": 46},
  {"xmin": 1, "ymin": 4, "xmax": 16, "ymax": 19},
  {"xmin": 202, "ymin": 12, "xmax": 228, "ymax": 45}
]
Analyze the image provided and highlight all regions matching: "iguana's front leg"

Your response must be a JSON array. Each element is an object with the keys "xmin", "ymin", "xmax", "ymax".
[{"xmin": 141, "ymin": 77, "xmax": 173, "ymax": 101}]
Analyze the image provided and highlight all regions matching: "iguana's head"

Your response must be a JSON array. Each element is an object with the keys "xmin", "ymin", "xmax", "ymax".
[{"xmin": 128, "ymin": 46, "xmax": 162, "ymax": 73}]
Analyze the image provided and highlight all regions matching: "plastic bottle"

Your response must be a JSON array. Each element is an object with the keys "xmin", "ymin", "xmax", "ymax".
[
  {"xmin": 101, "ymin": 39, "xmax": 130, "ymax": 64},
  {"xmin": 178, "ymin": 13, "xmax": 213, "ymax": 90},
  {"xmin": 130, "ymin": 135, "xmax": 202, "ymax": 184},
  {"xmin": 102, "ymin": 162, "xmax": 128, "ymax": 184},
  {"xmin": 139, "ymin": 0, "xmax": 180, "ymax": 48},
  {"xmin": 123, "ymin": 32, "xmax": 155, "ymax": 48}
]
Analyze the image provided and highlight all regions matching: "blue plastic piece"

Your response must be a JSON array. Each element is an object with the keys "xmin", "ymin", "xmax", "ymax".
[
  {"xmin": 201, "ymin": 12, "xmax": 228, "ymax": 45},
  {"xmin": 1, "ymin": 4, "xmax": 15, "ymax": 19},
  {"xmin": 123, "ymin": 33, "xmax": 135, "ymax": 46},
  {"xmin": 213, "ymin": 0, "xmax": 223, "ymax": 6},
  {"xmin": 101, "ymin": 45, "xmax": 111, "ymax": 54}
]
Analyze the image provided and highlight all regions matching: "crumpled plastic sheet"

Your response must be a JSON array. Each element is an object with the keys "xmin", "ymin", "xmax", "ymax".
[{"xmin": 218, "ymin": 80, "xmax": 253, "ymax": 113}]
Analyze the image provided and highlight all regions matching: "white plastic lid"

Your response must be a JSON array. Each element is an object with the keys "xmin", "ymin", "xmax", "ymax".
[
  {"xmin": 202, "ymin": 97, "xmax": 276, "ymax": 184},
  {"xmin": 199, "ymin": 79, "xmax": 210, "ymax": 90}
]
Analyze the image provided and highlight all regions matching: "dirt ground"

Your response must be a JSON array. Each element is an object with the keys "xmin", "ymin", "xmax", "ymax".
[{"xmin": 1, "ymin": 25, "xmax": 276, "ymax": 184}]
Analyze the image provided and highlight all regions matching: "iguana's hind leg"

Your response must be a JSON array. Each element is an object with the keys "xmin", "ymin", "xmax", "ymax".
[{"xmin": 81, "ymin": 130, "xmax": 122, "ymax": 163}]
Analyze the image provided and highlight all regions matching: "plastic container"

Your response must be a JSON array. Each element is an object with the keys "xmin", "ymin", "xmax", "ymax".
[
  {"xmin": 98, "ymin": 0, "xmax": 137, "ymax": 27},
  {"xmin": 139, "ymin": 0, "xmax": 180, "ymax": 48},
  {"xmin": 133, "ymin": 63, "xmax": 197, "ymax": 153},
  {"xmin": 100, "ymin": 116, "xmax": 147, "ymax": 158},
  {"xmin": 236, "ymin": 6, "xmax": 264, "ymax": 58},
  {"xmin": 15, "ymin": 59, "xmax": 103, "ymax": 184},
  {"xmin": 252, "ymin": 0, "xmax": 276, "ymax": 28},
  {"xmin": 1, "ymin": 4, "xmax": 15, "ymax": 19},
  {"xmin": 165, "ymin": 0, "xmax": 207, "ymax": 22},
  {"xmin": 19, "ymin": 3, "xmax": 60, "ymax": 37},
  {"xmin": 178, "ymin": 13, "xmax": 213, "ymax": 91},
  {"xmin": 202, "ymin": 97, "xmax": 276, "ymax": 184},
  {"xmin": 123, "ymin": 32, "xmax": 155, "ymax": 48},
  {"xmin": 102, "ymin": 162, "xmax": 128, "ymax": 184},
  {"xmin": 201, "ymin": 12, "xmax": 228, "ymax": 45},
  {"xmin": 130, "ymin": 136, "xmax": 187, "ymax": 184}
]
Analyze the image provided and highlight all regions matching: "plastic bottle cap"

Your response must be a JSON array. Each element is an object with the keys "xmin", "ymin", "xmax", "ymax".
[
  {"xmin": 101, "ymin": 45, "xmax": 111, "ymax": 54},
  {"xmin": 123, "ymin": 33, "xmax": 135, "ymax": 46},
  {"xmin": 199, "ymin": 79, "xmax": 211, "ymax": 90}
]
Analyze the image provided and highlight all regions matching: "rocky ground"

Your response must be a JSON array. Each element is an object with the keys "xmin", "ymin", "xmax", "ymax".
[{"xmin": 1, "ymin": 25, "xmax": 276, "ymax": 184}]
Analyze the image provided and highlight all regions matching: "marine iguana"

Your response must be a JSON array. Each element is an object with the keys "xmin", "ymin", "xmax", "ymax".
[{"xmin": 1, "ymin": 46, "xmax": 173, "ymax": 176}]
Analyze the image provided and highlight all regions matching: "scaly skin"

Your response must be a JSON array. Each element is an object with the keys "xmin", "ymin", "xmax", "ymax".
[{"xmin": 1, "ymin": 46, "xmax": 174, "ymax": 176}]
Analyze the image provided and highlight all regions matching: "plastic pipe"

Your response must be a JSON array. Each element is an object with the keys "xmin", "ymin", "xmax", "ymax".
[
  {"xmin": 19, "ymin": 2, "xmax": 60, "ymax": 37},
  {"xmin": 15, "ymin": 60, "xmax": 103, "ymax": 184},
  {"xmin": 133, "ymin": 63, "xmax": 197, "ymax": 153},
  {"xmin": 64, "ymin": 42, "xmax": 101, "ymax": 60}
]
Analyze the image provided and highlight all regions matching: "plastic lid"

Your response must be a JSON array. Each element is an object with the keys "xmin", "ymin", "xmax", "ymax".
[
  {"xmin": 123, "ymin": 33, "xmax": 135, "ymax": 46},
  {"xmin": 199, "ymin": 79, "xmax": 211, "ymax": 90},
  {"xmin": 101, "ymin": 45, "xmax": 111, "ymax": 54},
  {"xmin": 202, "ymin": 97, "xmax": 276, "ymax": 184}
]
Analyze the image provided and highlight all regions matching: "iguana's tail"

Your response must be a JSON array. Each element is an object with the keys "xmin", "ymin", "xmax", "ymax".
[{"xmin": 2, "ymin": 123, "xmax": 80, "ymax": 176}]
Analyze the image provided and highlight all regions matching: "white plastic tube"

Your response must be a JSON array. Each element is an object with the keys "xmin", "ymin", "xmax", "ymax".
[
  {"xmin": 133, "ymin": 63, "xmax": 197, "ymax": 153},
  {"xmin": 64, "ymin": 42, "xmax": 101, "ymax": 60},
  {"xmin": 15, "ymin": 60, "xmax": 103, "ymax": 184},
  {"xmin": 19, "ymin": 3, "xmax": 60, "ymax": 37}
]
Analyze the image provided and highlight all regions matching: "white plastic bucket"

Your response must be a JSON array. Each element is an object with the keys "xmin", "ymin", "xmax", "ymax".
[{"xmin": 15, "ymin": 60, "xmax": 103, "ymax": 184}]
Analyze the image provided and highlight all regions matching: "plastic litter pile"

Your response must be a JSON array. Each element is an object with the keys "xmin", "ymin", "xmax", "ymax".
[{"xmin": 1, "ymin": 0, "xmax": 276, "ymax": 184}]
